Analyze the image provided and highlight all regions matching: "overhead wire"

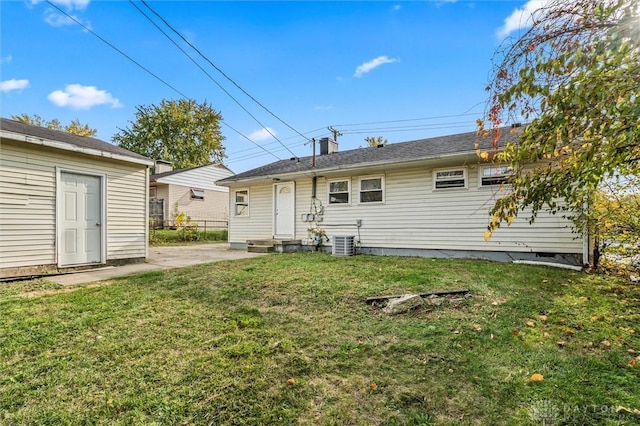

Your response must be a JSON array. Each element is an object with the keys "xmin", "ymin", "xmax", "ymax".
[
  {"xmin": 44, "ymin": 0, "xmax": 283, "ymax": 162},
  {"xmin": 138, "ymin": 0, "xmax": 310, "ymax": 144},
  {"xmin": 129, "ymin": 1, "xmax": 291, "ymax": 159}
]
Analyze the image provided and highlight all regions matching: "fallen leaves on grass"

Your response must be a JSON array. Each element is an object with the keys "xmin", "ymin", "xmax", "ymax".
[
  {"xmin": 530, "ymin": 373, "xmax": 544, "ymax": 382},
  {"xmin": 526, "ymin": 321, "xmax": 535, "ymax": 328},
  {"xmin": 287, "ymin": 378, "xmax": 296, "ymax": 385},
  {"xmin": 472, "ymin": 323, "xmax": 482, "ymax": 332},
  {"xmin": 370, "ymin": 382, "xmax": 378, "ymax": 390}
]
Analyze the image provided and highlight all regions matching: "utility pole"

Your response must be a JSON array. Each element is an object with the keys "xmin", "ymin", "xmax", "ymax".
[{"xmin": 327, "ymin": 126, "xmax": 342, "ymax": 142}]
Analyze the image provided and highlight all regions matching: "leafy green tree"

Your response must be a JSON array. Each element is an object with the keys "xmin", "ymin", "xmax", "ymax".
[
  {"xmin": 480, "ymin": 0, "xmax": 639, "ymax": 250},
  {"xmin": 11, "ymin": 113, "xmax": 97, "ymax": 137},
  {"xmin": 112, "ymin": 99, "xmax": 225, "ymax": 169},
  {"xmin": 364, "ymin": 136, "xmax": 388, "ymax": 147}
]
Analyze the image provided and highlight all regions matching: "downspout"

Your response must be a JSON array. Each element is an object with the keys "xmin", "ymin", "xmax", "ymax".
[{"xmin": 312, "ymin": 176, "xmax": 317, "ymax": 199}]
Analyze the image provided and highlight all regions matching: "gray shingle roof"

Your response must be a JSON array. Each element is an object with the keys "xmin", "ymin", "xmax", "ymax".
[
  {"xmin": 219, "ymin": 127, "xmax": 520, "ymax": 184},
  {"xmin": 1, "ymin": 117, "xmax": 151, "ymax": 163}
]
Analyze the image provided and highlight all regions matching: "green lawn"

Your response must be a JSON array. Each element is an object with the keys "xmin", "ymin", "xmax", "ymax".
[
  {"xmin": 149, "ymin": 228, "xmax": 228, "ymax": 246},
  {"xmin": 1, "ymin": 254, "xmax": 639, "ymax": 425}
]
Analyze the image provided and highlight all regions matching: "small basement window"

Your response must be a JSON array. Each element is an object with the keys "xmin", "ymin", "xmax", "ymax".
[
  {"xmin": 359, "ymin": 177, "xmax": 383, "ymax": 203},
  {"xmin": 235, "ymin": 190, "xmax": 249, "ymax": 216},
  {"xmin": 190, "ymin": 188, "xmax": 205, "ymax": 200},
  {"xmin": 328, "ymin": 179, "xmax": 350, "ymax": 204},
  {"xmin": 434, "ymin": 168, "xmax": 467, "ymax": 189},
  {"xmin": 481, "ymin": 165, "xmax": 514, "ymax": 186}
]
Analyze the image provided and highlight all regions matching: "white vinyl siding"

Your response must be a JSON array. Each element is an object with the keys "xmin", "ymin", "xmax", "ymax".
[
  {"xmin": 227, "ymin": 163, "xmax": 583, "ymax": 255},
  {"xmin": 227, "ymin": 184, "xmax": 272, "ymax": 242},
  {"xmin": 153, "ymin": 164, "xmax": 231, "ymax": 222},
  {"xmin": 156, "ymin": 184, "xmax": 229, "ymax": 223},
  {"xmin": 0, "ymin": 139, "xmax": 148, "ymax": 272}
]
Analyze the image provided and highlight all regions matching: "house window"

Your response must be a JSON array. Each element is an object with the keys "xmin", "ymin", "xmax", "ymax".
[
  {"xmin": 190, "ymin": 188, "xmax": 205, "ymax": 200},
  {"xmin": 481, "ymin": 165, "xmax": 514, "ymax": 186},
  {"xmin": 359, "ymin": 177, "xmax": 383, "ymax": 203},
  {"xmin": 328, "ymin": 179, "xmax": 350, "ymax": 204},
  {"xmin": 434, "ymin": 168, "xmax": 467, "ymax": 189},
  {"xmin": 235, "ymin": 190, "xmax": 249, "ymax": 216},
  {"xmin": 150, "ymin": 187, "xmax": 157, "ymax": 199}
]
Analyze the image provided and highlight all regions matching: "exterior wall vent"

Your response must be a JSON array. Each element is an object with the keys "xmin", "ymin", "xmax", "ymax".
[{"xmin": 332, "ymin": 236, "xmax": 355, "ymax": 256}]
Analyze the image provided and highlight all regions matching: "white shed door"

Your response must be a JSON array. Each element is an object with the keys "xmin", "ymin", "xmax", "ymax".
[
  {"xmin": 274, "ymin": 182, "xmax": 295, "ymax": 239},
  {"xmin": 60, "ymin": 172, "xmax": 102, "ymax": 266}
]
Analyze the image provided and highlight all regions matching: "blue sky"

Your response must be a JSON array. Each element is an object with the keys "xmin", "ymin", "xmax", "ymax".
[{"xmin": 1, "ymin": 0, "xmax": 541, "ymax": 172}]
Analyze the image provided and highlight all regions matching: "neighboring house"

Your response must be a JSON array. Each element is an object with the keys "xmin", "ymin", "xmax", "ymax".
[
  {"xmin": 149, "ymin": 162, "xmax": 233, "ymax": 227},
  {"xmin": 0, "ymin": 117, "xmax": 154, "ymax": 278},
  {"xmin": 217, "ymin": 130, "xmax": 588, "ymax": 266}
]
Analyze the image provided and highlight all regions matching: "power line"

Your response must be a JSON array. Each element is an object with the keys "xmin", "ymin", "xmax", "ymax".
[
  {"xmin": 139, "ymin": 0, "xmax": 310, "ymax": 143},
  {"xmin": 44, "ymin": 0, "xmax": 187, "ymax": 99},
  {"xmin": 340, "ymin": 124, "xmax": 477, "ymax": 135},
  {"xmin": 129, "ymin": 1, "xmax": 291, "ymax": 159},
  {"xmin": 330, "ymin": 111, "xmax": 482, "ymax": 128},
  {"xmin": 45, "ymin": 0, "xmax": 283, "ymax": 162}
]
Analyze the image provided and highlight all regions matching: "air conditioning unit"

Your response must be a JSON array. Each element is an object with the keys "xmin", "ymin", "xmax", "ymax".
[{"xmin": 332, "ymin": 236, "xmax": 355, "ymax": 256}]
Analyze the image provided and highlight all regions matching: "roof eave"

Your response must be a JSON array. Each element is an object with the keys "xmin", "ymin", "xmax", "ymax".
[
  {"xmin": 217, "ymin": 150, "xmax": 481, "ymax": 186},
  {"xmin": 1, "ymin": 129, "xmax": 154, "ymax": 167}
]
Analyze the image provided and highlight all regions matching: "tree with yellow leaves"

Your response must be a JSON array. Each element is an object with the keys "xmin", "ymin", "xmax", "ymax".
[{"xmin": 480, "ymin": 0, "xmax": 639, "ymax": 267}]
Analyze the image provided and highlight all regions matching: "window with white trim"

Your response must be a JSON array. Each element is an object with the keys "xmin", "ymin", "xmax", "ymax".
[
  {"xmin": 190, "ymin": 188, "xmax": 205, "ymax": 200},
  {"xmin": 150, "ymin": 187, "xmax": 157, "ymax": 199},
  {"xmin": 234, "ymin": 189, "xmax": 249, "ymax": 216},
  {"xmin": 481, "ymin": 165, "xmax": 514, "ymax": 186},
  {"xmin": 434, "ymin": 168, "xmax": 467, "ymax": 189},
  {"xmin": 328, "ymin": 179, "xmax": 350, "ymax": 204},
  {"xmin": 359, "ymin": 177, "xmax": 384, "ymax": 203}
]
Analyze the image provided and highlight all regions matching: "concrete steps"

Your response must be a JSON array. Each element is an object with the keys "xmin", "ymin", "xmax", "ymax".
[{"xmin": 247, "ymin": 239, "xmax": 302, "ymax": 253}]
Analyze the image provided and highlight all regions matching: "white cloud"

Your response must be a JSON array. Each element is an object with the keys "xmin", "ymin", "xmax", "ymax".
[
  {"xmin": 354, "ymin": 56, "xmax": 397, "ymax": 78},
  {"xmin": 0, "ymin": 79, "xmax": 30, "ymax": 93},
  {"xmin": 31, "ymin": 0, "xmax": 90, "ymax": 10},
  {"xmin": 392, "ymin": 4, "xmax": 401, "ymax": 11},
  {"xmin": 48, "ymin": 84, "xmax": 122, "ymax": 109},
  {"xmin": 248, "ymin": 127, "xmax": 276, "ymax": 142},
  {"xmin": 497, "ymin": 0, "xmax": 551, "ymax": 38},
  {"xmin": 0, "ymin": 55, "xmax": 12, "ymax": 64},
  {"xmin": 44, "ymin": 10, "xmax": 77, "ymax": 26}
]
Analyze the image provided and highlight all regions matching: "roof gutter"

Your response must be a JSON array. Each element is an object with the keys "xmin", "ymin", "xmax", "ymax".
[
  {"xmin": 217, "ymin": 150, "xmax": 482, "ymax": 186},
  {"xmin": 1, "ymin": 129, "xmax": 155, "ymax": 167}
]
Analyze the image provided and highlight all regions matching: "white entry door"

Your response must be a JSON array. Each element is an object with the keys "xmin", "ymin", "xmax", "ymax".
[
  {"xmin": 60, "ymin": 172, "xmax": 102, "ymax": 266},
  {"xmin": 274, "ymin": 182, "xmax": 295, "ymax": 239}
]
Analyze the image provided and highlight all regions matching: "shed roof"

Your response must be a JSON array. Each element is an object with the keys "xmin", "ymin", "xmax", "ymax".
[
  {"xmin": 218, "ymin": 127, "xmax": 520, "ymax": 184},
  {"xmin": 0, "ymin": 117, "xmax": 153, "ymax": 166}
]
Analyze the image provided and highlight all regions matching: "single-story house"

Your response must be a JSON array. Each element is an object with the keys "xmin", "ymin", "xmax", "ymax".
[
  {"xmin": 0, "ymin": 117, "xmax": 154, "ymax": 278},
  {"xmin": 217, "ymin": 129, "xmax": 588, "ymax": 266},
  {"xmin": 149, "ymin": 161, "xmax": 233, "ymax": 227}
]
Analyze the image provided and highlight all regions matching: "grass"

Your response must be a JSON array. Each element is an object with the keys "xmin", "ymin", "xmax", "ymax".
[
  {"xmin": 149, "ymin": 228, "xmax": 228, "ymax": 246},
  {"xmin": 1, "ymin": 253, "xmax": 639, "ymax": 425}
]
